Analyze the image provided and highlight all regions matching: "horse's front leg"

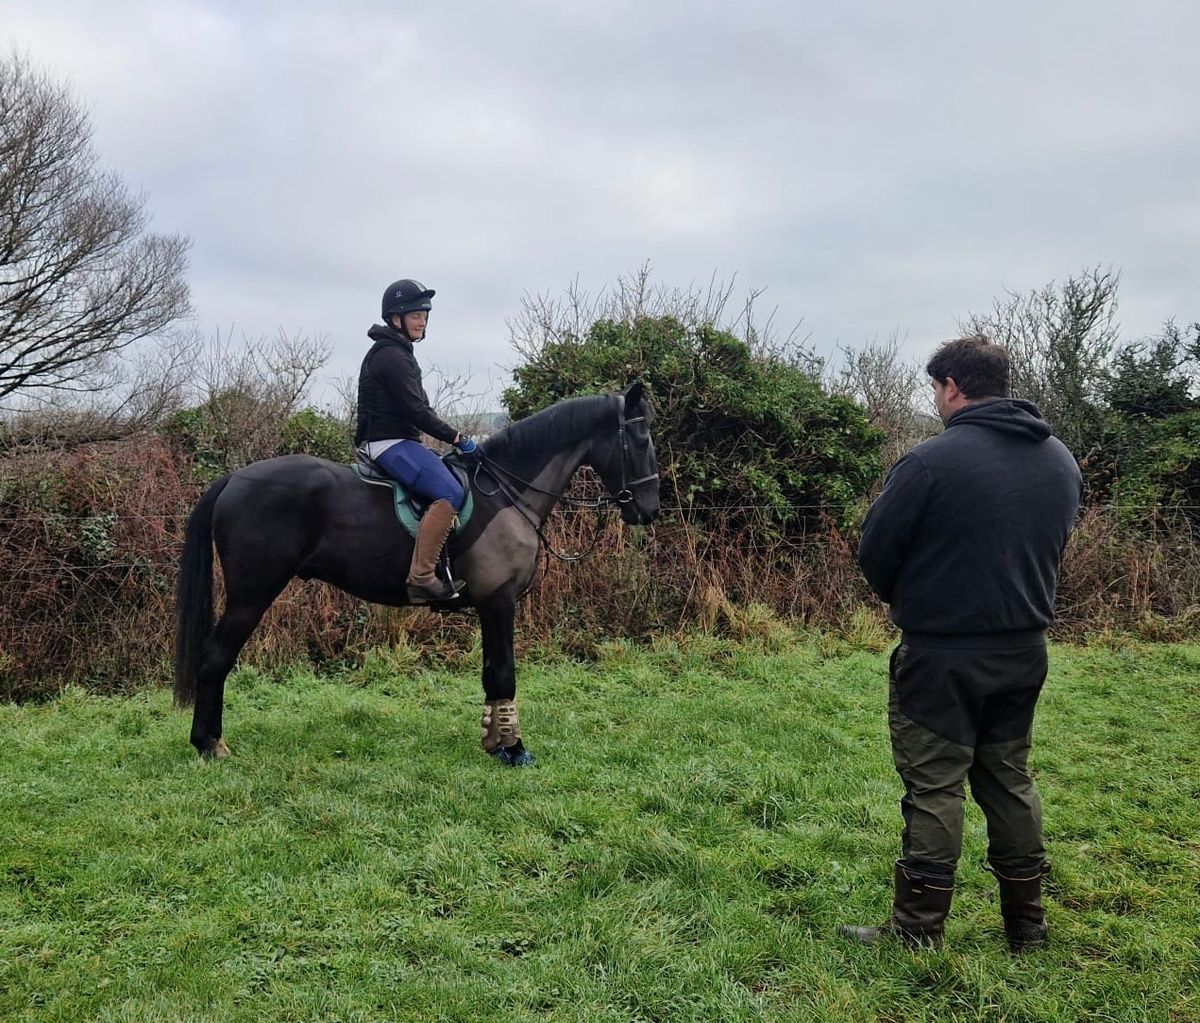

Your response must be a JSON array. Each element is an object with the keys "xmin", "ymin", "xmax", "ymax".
[{"xmin": 478, "ymin": 585, "xmax": 534, "ymax": 766}]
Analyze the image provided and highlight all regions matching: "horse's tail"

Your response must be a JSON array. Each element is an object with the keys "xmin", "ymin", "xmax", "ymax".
[{"xmin": 173, "ymin": 473, "xmax": 233, "ymax": 707}]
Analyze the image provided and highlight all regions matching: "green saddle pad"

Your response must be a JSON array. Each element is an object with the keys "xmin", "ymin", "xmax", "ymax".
[{"xmin": 351, "ymin": 461, "xmax": 474, "ymax": 539}]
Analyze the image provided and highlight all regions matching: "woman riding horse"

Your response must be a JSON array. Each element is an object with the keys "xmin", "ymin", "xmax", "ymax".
[
  {"xmin": 356, "ymin": 279, "xmax": 483, "ymax": 604},
  {"xmin": 175, "ymin": 373, "xmax": 660, "ymax": 765}
]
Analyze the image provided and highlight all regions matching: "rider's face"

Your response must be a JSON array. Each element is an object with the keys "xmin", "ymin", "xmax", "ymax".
[{"xmin": 402, "ymin": 310, "xmax": 428, "ymax": 339}]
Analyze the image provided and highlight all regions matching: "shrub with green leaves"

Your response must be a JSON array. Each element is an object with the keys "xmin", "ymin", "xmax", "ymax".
[
  {"xmin": 159, "ymin": 389, "xmax": 271, "ymax": 481},
  {"xmin": 279, "ymin": 407, "xmax": 353, "ymax": 463},
  {"xmin": 161, "ymin": 393, "xmax": 351, "ymax": 481},
  {"xmin": 1101, "ymin": 322, "xmax": 1199, "ymax": 527},
  {"xmin": 1112, "ymin": 411, "xmax": 1200, "ymax": 529},
  {"xmin": 504, "ymin": 314, "xmax": 882, "ymax": 534},
  {"xmin": 1105, "ymin": 319, "xmax": 1199, "ymax": 422}
]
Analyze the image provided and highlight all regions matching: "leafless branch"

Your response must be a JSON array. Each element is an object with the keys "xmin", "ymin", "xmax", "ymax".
[{"xmin": 0, "ymin": 52, "xmax": 190, "ymax": 401}]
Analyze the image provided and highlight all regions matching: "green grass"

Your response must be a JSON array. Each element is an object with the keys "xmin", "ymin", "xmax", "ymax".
[{"xmin": 1, "ymin": 633, "xmax": 1198, "ymax": 1022}]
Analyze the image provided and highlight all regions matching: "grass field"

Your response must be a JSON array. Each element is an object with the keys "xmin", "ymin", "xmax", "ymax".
[{"xmin": 1, "ymin": 631, "xmax": 1198, "ymax": 1022}]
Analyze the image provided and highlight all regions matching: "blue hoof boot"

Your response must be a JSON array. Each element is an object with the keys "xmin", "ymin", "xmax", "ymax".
[{"xmin": 493, "ymin": 745, "xmax": 536, "ymax": 767}]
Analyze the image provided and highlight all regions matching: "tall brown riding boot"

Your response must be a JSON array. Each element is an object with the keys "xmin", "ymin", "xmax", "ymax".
[
  {"xmin": 406, "ymin": 499, "xmax": 465, "ymax": 604},
  {"xmin": 840, "ymin": 862, "xmax": 955, "ymax": 948},
  {"xmin": 990, "ymin": 863, "xmax": 1049, "ymax": 952}
]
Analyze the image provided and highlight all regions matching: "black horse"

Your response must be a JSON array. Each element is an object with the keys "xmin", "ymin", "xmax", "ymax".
[{"xmin": 174, "ymin": 383, "xmax": 659, "ymax": 765}]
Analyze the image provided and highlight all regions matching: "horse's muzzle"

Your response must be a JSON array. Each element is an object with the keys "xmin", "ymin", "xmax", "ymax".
[{"xmin": 620, "ymin": 501, "xmax": 660, "ymax": 525}]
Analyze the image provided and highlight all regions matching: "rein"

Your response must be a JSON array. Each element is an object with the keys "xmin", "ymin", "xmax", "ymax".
[{"xmin": 468, "ymin": 414, "xmax": 659, "ymax": 563}]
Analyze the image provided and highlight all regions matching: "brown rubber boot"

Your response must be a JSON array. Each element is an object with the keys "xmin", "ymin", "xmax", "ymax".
[
  {"xmin": 990, "ymin": 863, "xmax": 1049, "ymax": 952},
  {"xmin": 840, "ymin": 862, "xmax": 955, "ymax": 948},
  {"xmin": 405, "ymin": 499, "xmax": 465, "ymax": 604}
]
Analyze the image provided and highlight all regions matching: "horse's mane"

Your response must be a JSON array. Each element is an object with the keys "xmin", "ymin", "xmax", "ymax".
[{"xmin": 483, "ymin": 394, "xmax": 613, "ymax": 459}]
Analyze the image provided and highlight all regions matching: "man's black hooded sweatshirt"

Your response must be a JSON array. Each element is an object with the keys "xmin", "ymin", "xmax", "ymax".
[{"xmin": 858, "ymin": 398, "xmax": 1082, "ymax": 644}]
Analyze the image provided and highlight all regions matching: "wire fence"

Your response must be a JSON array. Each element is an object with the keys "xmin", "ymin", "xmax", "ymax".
[
  {"xmin": 2, "ymin": 435, "xmax": 1198, "ymax": 699},
  {"xmin": 3, "ymin": 499, "xmax": 1199, "ymax": 522},
  {"xmin": 1, "ymin": 502, "xmax": 1197, "ymax": 577}
]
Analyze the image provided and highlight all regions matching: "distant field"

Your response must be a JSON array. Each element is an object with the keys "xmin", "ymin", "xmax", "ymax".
[{"xmin": 2, "ymin": 634, "xmax": 1197, "ymax": 1022}]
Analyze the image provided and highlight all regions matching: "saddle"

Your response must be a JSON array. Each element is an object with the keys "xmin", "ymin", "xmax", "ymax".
[{"xmin": 352, "ymin": 448, "xmax": 474, "ymax": 539}]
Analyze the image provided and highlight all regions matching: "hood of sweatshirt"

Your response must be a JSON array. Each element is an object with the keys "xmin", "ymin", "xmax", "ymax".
[
  {"xmin": 367, "ymin": 322, "xmax": 413, "ymax": 348},
  {"xmin": 945, "ymin": 397, "xmax": 1053, "ymax": 441}
]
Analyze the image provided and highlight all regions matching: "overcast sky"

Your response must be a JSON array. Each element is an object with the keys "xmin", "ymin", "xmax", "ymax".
[{"xmin": 6, "ymin": 1, "xmax": 1198, "ymax": 406}]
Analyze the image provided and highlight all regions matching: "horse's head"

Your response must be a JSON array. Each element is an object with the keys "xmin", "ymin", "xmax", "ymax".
[{"xmin": 591, "ymin": 381, "xmax": 660, "ymax": 525}]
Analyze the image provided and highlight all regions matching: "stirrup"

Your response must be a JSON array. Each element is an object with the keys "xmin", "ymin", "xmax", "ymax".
[{"xmin": 406, "ymin": 577, "xmax": 464, "ymax": 604}]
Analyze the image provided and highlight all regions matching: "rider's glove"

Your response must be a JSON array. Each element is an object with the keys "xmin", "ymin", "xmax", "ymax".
[{"xmin": 455, "ymin": 436, "xmax": 484, "ymax": 463}]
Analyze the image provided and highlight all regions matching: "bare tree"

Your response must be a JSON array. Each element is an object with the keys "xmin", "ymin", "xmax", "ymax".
[
  {"xmin": 0, "ymin": 326, "xmax": 203, "ymax": 450},
  {"xmin": 424, "ymin": 365, "xmax": 503, "ymax": 443},
  {"xmin": 961, "ymin": 267, "xmax": 1120, "ymax": 460},
  {"xmin": 508, "ymin": 263, "xmax": 820, "ymax": 379},
  {"xmin": 176, "ymin": 327, "xmax": 331, "ymax": 468},
  {"xmin": 833, "ymin": 332, "xmax": 938, "ymax": 465},
  {"xmin": 0, "ymin": 53, "xmax": 190, "ymax": 400}
]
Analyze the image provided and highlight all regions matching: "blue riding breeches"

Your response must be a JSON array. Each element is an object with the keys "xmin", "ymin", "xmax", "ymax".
[{"xmin": 372, "ymin": 440, "xmax": 465, "ymax": 510}]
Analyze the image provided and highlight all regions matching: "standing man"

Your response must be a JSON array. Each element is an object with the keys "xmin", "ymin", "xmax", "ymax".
[{"xmin": 843, "ymin": 335, "xmax": 1082, "ymax": 951}]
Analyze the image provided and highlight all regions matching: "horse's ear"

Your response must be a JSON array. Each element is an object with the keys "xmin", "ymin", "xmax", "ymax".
[{"xmin": 622, "ymin": 380, "xmax": 645, "ymax": 409}]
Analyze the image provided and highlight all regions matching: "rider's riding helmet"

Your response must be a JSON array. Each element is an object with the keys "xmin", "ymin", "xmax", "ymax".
[{"xmin": 381, "ymin": 279, "xmax": 436, "ymax": 322}]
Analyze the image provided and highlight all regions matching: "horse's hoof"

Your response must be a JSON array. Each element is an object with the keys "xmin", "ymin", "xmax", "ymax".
[
  {"xmin": 199, "ymin": 737, "xmax": 231, "ymax": 760},
  {"xmin": 492, "ymin": 745, "xmax": 536, "ymax": 767}
]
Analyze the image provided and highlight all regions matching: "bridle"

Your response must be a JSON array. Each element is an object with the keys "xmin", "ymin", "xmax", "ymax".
[
  {"xmin": 611, "ymin": 413, "xmax": 661, "ymax": 506},
  {"xmin": 469, "ymin": 412, "xmax": 659, "ymax": 562}
]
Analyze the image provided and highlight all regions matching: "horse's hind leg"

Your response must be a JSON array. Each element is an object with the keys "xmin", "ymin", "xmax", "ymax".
[
  {"xmin": 478, "ymin": 585, "xmax": 534, "ymax": 766},
  {"xmin": 190, "ymin": 592, "xmax": 281, "ymax": 758}
]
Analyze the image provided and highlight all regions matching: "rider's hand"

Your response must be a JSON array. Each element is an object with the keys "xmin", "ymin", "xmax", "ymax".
[{"xmin": 455, "ymin": 436, "xmax": 484, "ymax": 463}]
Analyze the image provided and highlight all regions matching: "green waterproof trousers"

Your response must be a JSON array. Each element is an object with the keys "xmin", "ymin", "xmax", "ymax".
[{"xmin": 888, "ymin": 637, "xmax": 1049, "ymax": 877}]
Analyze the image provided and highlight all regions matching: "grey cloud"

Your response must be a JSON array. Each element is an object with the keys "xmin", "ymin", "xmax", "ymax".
[{"xmin": 5, "ymin": 0, "xmax": 1197, "ymax": 401}]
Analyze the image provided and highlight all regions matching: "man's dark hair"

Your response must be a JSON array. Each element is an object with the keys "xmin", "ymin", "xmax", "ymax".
[{"xmin": 925, "ymin": 335, "xmax": 1010, "ymax": 398}]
